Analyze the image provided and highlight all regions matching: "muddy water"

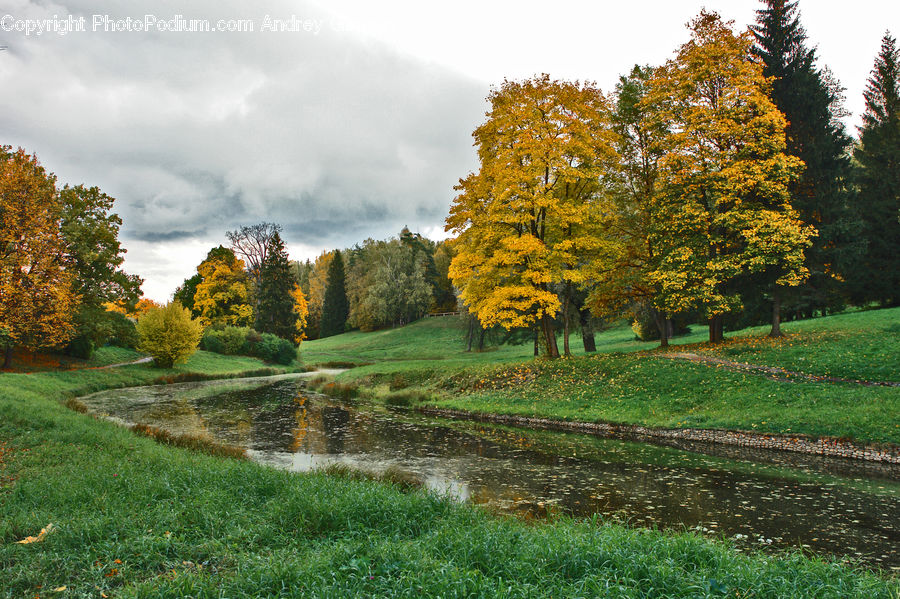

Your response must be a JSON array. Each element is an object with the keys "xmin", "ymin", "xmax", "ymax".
[{"xmin": 78, "ymin": 376, "xmax": 900, "ymax": 570}]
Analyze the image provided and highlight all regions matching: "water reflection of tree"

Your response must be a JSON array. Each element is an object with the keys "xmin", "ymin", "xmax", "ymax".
[{"xmin": 291, "ymin": 394, "xmax": 308, "ymax": 452}]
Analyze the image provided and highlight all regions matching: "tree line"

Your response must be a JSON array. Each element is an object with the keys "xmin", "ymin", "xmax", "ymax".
[
  {"xmin": 446, "ymin": 4, "xmax": 899, "ymax": 357},
  {"xmin": 177, "ymin": 224, "xmax": 458, "ymax": 344},
  {"xmin": 173, "ymin": 223, "xmax": 308, "ymax": 344},
  {"xmin": 0, "ymin": 147, "xmax": 142, "ymax": 368},
  {"xmin": 3, "ymin": 1, "xmax": 895, "ymax": 365}
]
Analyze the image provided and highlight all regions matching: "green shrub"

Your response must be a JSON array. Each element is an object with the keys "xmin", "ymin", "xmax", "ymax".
[
  {"xmin": 106, "ymin": 311, "xmax": 139, "ymax": 348},
  {"xmin": 136, "ymin": 302, "xmax": 203, "ymax": 368},
  {"xmin": 200, "ymin": 330, "xmax": 225, "ymax": 354},
  {"xmin": 65, "ymin": 334, "xmax": 95, "ymax": 359},
  {"xmin": 199, "ymin": 326, "xmax": 294, "ymax": 364},
  {"xmin": 201, "ymin": 326, "xmax": 250, "ymax": 355},
  {"xmin": 254, "ymin": 333, "xmax": 296, "ymax": 365}
]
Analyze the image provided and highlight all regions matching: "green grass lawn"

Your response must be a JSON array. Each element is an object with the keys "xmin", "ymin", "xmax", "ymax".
[
  {"xmin": 302, "ymin": 308, "xmax": 900, "ymax": 445},
  {"xmin": 696, "ymin": 308, "xmax": 900, "ymax": 382},
  {"xmin": 1, "ymin": 352, "xmax": 895, "ymax": 597}
]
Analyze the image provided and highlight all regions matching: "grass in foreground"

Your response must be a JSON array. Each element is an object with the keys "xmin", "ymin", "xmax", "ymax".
[
  {"xmin": 0, "ymin": 355, "xmax": 896, "ymax": 597},
  {"xmin": 303, "ymin": 308, "xmax": 900, "ymax": 445}
]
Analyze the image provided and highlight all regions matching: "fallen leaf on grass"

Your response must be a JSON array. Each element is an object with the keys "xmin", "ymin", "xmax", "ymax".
[
  {"xmin": 53, "ymin": 587, "xmax": 66, "ymax": 592},
  {"xmin": 17, "ymin": 523, "xmax": 54, "ymax": 544}
]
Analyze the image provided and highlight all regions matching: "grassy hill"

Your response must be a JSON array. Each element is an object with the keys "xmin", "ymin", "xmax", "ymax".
[{"xmin": 302, "ymin": 308, "xmax": 900, "ymax": 445}]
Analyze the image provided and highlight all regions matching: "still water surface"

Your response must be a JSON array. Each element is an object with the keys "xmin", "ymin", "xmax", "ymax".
[{"xmin": 79, "ymin": 375, "xmax": 900, "ymax": 569}]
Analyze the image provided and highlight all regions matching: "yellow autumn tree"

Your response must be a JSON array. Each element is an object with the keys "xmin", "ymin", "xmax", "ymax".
[
  {"xmin": 192, "ymin": 248, "xmax": 254, "ymax": 328},
  {"xmin": 0, "ymin": 147, "xmax": 77, "ymax": 368},
  {"xmin": 645, "ymin": 11, "xmax": 814, "ymax": 342},
  {"xmin": 291, "ymin": 284, "xmax": 309, "ymax": 344},
  {"xmin": 446, "ymin": 75, "xmax": 616, "ymax": 357},
  {"xmin": 104, "ymin": 297, "xmax": 161, "ymax": 318},
  {"xmin": 136, "ymin": 302, "xmax": 203, "ymax": 368}
]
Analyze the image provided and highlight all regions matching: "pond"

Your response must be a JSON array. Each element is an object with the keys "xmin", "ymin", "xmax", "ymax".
[{"xmin": 78, "ymin": 375, "xmax": 900, "ymax": 570}]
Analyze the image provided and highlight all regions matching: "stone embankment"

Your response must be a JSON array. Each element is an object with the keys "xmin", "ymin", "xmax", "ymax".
[{"xmin": 420, "ymin": 407, "xmax": 900, "ymax": 464}]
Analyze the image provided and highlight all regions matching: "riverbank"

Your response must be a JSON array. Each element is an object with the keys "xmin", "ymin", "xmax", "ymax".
[
  {"xmin": 303, "ymin": 308, "xmax": 900, "ymax": 448},
  {"xmin": 2, "ymin": 350, "xmax": 897, "ymax": 596},
  {"xmin": 420, "ymin": 407, "xmax": 900, "ymax": 464}
]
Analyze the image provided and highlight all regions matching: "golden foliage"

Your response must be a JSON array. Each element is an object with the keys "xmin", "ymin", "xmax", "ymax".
[
  {"xmin": 193, "ymin": 252, "xmax": 253, "ymax": 327},
  {"xmin": 0, "ymin": 147, "xmax": 76, "ymax": 354},
  {"xmin": 644, "ymin": 11, "xmax": 814, "ymax": 318},
  {"xmin": 136, "ymin": 302, "xmax": 203, "ymax": 368},
  {"xmin": 291, "ymin": 284, "xmax": 309, "ymax": 344},
  {"xmin": 446, "ymin": 75, "xmax": 616, "ymax": 346}
]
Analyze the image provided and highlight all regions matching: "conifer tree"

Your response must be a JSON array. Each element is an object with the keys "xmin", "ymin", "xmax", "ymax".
[
  {"xmin": 320, "ymin": 249, "xmax": 349, "ymax": 337},
  {"xmin": 854, "ymin": 32, "xmax": 900, "ymax": 305},
  {"xmin": 255, "ymin": 232, "xmax": 298, "ymax": 340},
  {"xmin": 752, "ymin": 0, "xmax": 862, "ymax": 316}
]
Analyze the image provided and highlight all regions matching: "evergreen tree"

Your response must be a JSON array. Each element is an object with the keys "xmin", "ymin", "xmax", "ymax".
[
  {"xmin": 752, "ymin": 0, "xmax": 863, "ymax": 317},
  {"xmin": 255, "ymin": 233, "xmax": 298, "ymax": 340},
  {"xmin": 320, "ymin": 249, "xmax": 349, "ymax": 337},
  {"xmin": 853, "ymin": 32, "xmax": 900, "ymax": 305}
]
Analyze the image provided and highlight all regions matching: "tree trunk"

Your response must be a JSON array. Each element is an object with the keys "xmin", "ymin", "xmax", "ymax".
[
  {"xmin": 653, "ymin": 309, "xmax": 669, "ymax": 349},
  {"xmin": 579, "ymin": 308, "xmax": 596, "ymax": 353},
  {"xmin": 533, "ymin": 327, "xmax": 539, "ymax": 357},
  {"xmin": 708, "ymin": 315, "xmax": 724, "ymax": 343},
  {"xmin": 562, "ymin": 286, "xmax": 571, "ymax": 357},
  {"xmin": 2, "ymin": 342, "xmax": 11, "ymax": 369},
  {"xmin": 769, "ymin": 287, "xmax": 783, "ymax": 338},
  {"xmin": 541, "ymin": 315, "xmax": 560, "ymax": 358},
  {"xmin": 466, "ymin": 317, "xmax": 475, "ymax": 352},
  {"xmin": 477, "ymin": 326, "xmax": 486, "ymax": 351}
]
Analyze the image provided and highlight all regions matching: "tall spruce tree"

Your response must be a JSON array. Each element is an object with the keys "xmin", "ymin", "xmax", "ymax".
[
  {"xmin": 752, "ymin": 0, "xmax": 862, "ymax": 317},
  {"xmin": 255, "ymin": 232, "xmax": 298, "ymax": 340},
  {"xmin": 320, "ymin": 249, "xmax": 349, "ymax": 337},
  {"xmin": 854, "ymin": 32, "xmax": 900, "ymax": 305}
]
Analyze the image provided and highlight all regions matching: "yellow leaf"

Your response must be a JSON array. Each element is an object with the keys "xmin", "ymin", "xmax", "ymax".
[{"xmin": 16, "ymin": 523, "xmax": 54, "ymax": 544}]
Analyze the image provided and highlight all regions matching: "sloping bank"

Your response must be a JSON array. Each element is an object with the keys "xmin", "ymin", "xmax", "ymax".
[
  {"xmin": 314, "ymin": 350, "xmax": 900, "ymax": 464},
  {"xmin": 419, "ymin": 407, "xmax": 900, "ymax": 464},
  {"xmin": 1, "ymin": 355, "xmax": 897, "ymax": 597}
]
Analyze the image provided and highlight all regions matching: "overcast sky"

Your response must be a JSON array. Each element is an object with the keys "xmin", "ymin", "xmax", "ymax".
[{"xmin": 1, "ymin": 0, "xmax": 896, "ymax": 301}]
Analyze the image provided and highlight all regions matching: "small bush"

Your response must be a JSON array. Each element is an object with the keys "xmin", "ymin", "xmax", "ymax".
[
  {"xmin": 320, "ymin": 381, "xmax": 358, "ymax": 400},
  {"xmin": 65, "ymin": 335, "xmax": 95, "ymax": 359},
  {"xmin": 384, "ymin": 388, "xmax": 431, "ymax": 407},
  {"xmin": 107, "ymin": 312, "xmax": 139, "ymax": 349},
  {"xmin": 200, "ymin": 331, "xmax": 225, "ymax": 354},
  {"xmin": 389, "ymin": 374, "xmax": 408, "ymax": 390},
  {"xmin": 63, "ymin": 398, "xmax": 88, "ymax": 413},
  {"xmin": 200, "ymin": 326, "xmax": 296, "ymax": 364},
  {"xmin": 254, "ymin": 333, "xmax": 296, "ymax": 365},
  {"xmin": 136, "ymin": 303, "xmax": 203, "ymax": 368},
  {"xmin": 201, "ymin": 326, "xmax": 250, "ymax": 355}
]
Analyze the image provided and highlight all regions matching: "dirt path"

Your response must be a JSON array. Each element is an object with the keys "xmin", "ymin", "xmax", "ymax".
[
  {"xmin": 657, "ymin": 352, "xmax": 900, "ymax": 387},
  {"xmin": 91, "ymin": 356, "xmax": 154, "ymax": 369}
]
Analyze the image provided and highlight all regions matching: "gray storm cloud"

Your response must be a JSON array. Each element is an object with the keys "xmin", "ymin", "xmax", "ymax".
[{"xmin": 1, "ymin": 0, "xmax": 485, "ymax": 297}]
